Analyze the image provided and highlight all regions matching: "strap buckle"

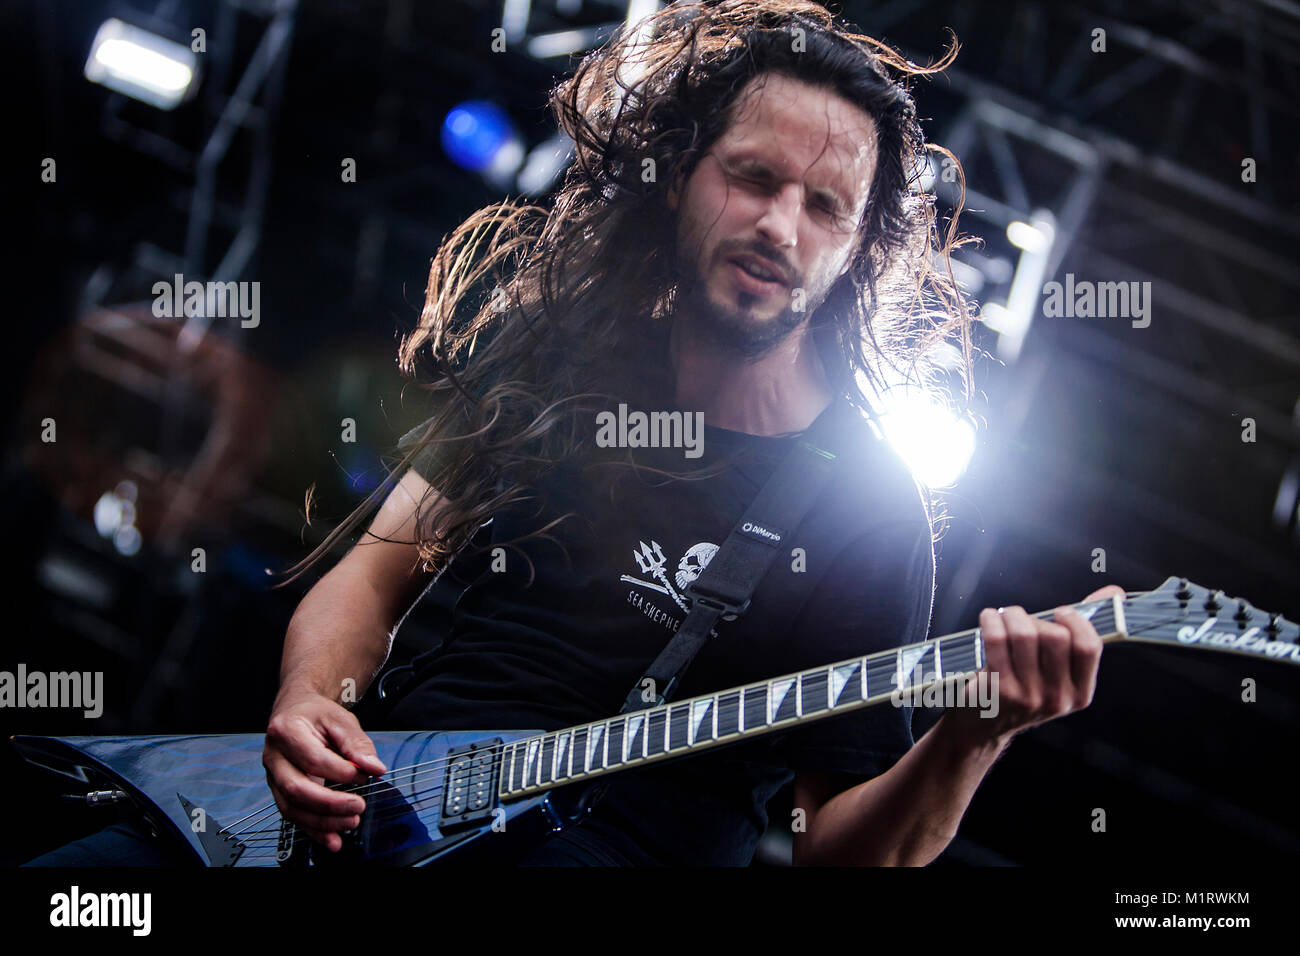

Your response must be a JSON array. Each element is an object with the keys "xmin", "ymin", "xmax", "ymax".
[{"xmin": 687, "ymin": 589, "xmax": 751, "ymax": 622}]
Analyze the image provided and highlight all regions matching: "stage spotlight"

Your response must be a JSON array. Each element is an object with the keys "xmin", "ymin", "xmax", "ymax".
[
  {"xmin": 875, "ymin": 387, "xmax": 976, "ymax": 488},
  {"xmin": 989, "ymin": 209, "xmax": 1057, "ymax": 361},
  {"xmin": 1007, "ymin": 218, "xmax": 1054, "ymax": 254},
  {"xmin": 84, "ymin": 18, "xmax": 197, "ymax": 110},
  {"xmin": 442, "ymin": 101, "xmax": 525, "ymax": 190}
]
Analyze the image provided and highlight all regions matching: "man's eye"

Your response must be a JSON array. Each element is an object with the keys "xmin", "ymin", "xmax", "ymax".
[{"xmin": 815, "ymin": 199, "xmax": 845, "ymax": 220}]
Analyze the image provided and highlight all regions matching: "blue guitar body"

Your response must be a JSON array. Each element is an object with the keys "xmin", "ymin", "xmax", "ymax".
[{"xmin": 12, "ymin": 732, "xmax": 565, "ymax": 866}]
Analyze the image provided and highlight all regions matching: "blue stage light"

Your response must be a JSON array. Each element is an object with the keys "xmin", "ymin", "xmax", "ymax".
[{"xmin": 441, "ymin": 101, "xmax": 517, "ymax": 173}]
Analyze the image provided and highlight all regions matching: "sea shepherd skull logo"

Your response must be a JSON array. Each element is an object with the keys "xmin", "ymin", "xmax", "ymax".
[{"xmin": 620, "ymin": 540, "xmax": 719, "ymax": 611}]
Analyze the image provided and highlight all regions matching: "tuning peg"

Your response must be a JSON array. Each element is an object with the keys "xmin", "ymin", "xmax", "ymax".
[
  {"xmin": 1266, "ymin": 612, "xmax": 1284, "ymax": 635},
  {"xmin": 1175, "ymin": 578, "xmax": 1192, "ymax": 601},
  {"xmin": 1234, "ymin": 600, "xmax": 1252, "ymax": 624},
  {"xmin": 1204, "ymin": 589, "xmax": 1224, "ymax": 612}
]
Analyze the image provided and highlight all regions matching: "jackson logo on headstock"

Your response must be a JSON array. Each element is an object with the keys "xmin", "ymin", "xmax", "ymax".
[{"xmin": 1176, "ymin": 617, "xmax": 1300, "ymax": 662}]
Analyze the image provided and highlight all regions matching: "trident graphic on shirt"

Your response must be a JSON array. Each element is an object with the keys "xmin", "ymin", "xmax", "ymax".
[{"xmin": 620, "ymin": 539, "xmax": 718, "ymax": 612}]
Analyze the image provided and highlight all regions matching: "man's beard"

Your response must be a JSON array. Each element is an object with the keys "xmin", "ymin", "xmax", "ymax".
[{"xmin": 676, "ymin": 253, "xmax": 813, "ymax": 360}]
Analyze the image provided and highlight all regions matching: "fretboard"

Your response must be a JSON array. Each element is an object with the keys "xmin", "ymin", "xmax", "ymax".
[{"xmin": 498, "ymin": 597, "xmax": 1123, "ymax": 798}]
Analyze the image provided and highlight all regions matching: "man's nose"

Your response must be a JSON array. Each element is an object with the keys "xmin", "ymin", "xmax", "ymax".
[{"xmin": 754, "ymin": 183, "xmax": 800, "ymax": 248}]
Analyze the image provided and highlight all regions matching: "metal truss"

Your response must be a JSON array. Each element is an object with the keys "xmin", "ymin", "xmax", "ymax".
[{"xmin": 94, "ymin": 0, "xmax": 297, "ymax": 319}]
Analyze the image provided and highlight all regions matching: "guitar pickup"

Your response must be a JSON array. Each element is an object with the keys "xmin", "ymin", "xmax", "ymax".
[{"xmin": 439, "ymin": 738, "xmax": 502, "ymax": 832}]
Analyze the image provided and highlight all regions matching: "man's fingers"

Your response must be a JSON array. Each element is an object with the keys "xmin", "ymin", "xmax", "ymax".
[
  {"xmin": 978, "ymin": 607, "xmax": 1018, "ymax": 696},
  {"xmin": 1057, "ymin": 606, "xmax": 1104, "ymax": 706},
  {"xmin": 283, "ymin": 808, "xmax": 361, "ymax": 833},
  {"xmin": 1037, "ymin": 614, "xmax": 1075, "ymax": 716},
  {"xmin": 303, "ymin": 828, "xmax": 343, "ymax": 853},
  {"xmin": 268, "ymin": 713, "xmax": 370, "ymax": 785},
  {"xmin": 264, "ymin": 749, "xmax": 366, "ymax": 817},
  {"xmin": 268, "ymin": 778, "xmax": 360, "ymax": 833},
  {"xmin": 322, "ymin": 713, "xmax": 387, "ymax": 777},
  {"xmin": 1000, "ymin": 606, "xmax": 1041, "ymax": 709},
  {"xmin": 1082, "ymin": 583, "xmax": 1125, "ymax": 603}
]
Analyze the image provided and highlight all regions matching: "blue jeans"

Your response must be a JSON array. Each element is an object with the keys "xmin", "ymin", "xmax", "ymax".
[{"xmin": 22, "ymin": 818, "xmax": 653, "ymax": 867}]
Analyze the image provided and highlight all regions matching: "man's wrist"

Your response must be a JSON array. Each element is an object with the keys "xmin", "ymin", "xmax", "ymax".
[
  {"xmin": 933, "ymin": 710, "xmax": 1014, "ymax": 764},
  {"xmin": 273, "ymin": 675, "xmax": 333, "ymax": 710}
]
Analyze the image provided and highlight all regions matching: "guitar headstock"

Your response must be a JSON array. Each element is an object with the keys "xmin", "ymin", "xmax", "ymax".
[{"xmin": 1117, "ymin": 577, "xmax": 1300, "ymax": 666}]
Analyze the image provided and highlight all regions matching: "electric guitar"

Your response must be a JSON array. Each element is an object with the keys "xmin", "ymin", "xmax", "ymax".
[{"xmin": 12, "ymin": 576, "xmax": 1299, "ymax": 866}]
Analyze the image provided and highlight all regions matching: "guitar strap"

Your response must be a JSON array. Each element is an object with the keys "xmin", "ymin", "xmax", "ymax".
[
  {"xmin": 617, "ymin": 403, "xmax": 842, "ymax": 715},
  {"xmin": 552, "ymin": 403, "xmax": 845, "ymax": 823}
]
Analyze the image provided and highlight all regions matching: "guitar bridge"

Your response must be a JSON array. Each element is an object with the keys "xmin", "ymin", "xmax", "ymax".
[
  {"xmin": 439, "ymin": 738, "xmax": 502, "ymax": 832},
  {"xmin": 276, "ymin": 817, "xmax": 309, "ymax": 866}
]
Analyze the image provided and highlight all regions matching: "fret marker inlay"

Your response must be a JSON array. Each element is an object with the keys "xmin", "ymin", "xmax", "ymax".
[
  {"xmin": 691, "ymin": 700, "xmax": 712, "ymax": 743},
  {"xmin": 555, "ymin": 733, "xmax": 568, "ymax": 777},
  {"xmin": 526, "ymin": 739, "xmax": 541, "ymax": 786},
  {"xmin": 831, "ymin": 663, "xmax": 858, "ymax": 705},
  {"xmin": 895, "ymin": 645, "xmax": 930, "ymax": 691},
  {"xmin": 625, "ymin": 714, "xmax": 644, "ymax": 760},
  {"xmin": 770, "ymin": 678, "xmax": 795, "ymax": 723}
]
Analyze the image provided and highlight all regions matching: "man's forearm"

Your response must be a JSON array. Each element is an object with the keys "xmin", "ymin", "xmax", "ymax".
[
  {"xmin": 275, "ymin": 561, "xmax": 397, "ymax": 707},
  {"xmin": 800, "ymin": 712, "xmax": 1010, "ymax": 866}
]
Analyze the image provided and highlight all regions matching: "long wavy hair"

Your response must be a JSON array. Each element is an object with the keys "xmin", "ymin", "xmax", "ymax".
[{"xmin": 278, "ymin": 0, "xmax": 977, "ymax": 587}]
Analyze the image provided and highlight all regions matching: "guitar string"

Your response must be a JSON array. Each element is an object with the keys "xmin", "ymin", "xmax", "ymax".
[
  {"xmin": 238, "ymin": 621, "xmax": 1176, "ymax": 845},
  {"xmin": 225, "ymin": 644, "xmax": 991, "ymax": 839},
  {"xmin": 218, "ymin": 604, "xmax": 1280, "ymax": 855},
  {"xmin": 218, "ymin": 639, "xmax": 981, "ymax": 838},
  {"xmin": 222, "ymin": 642, "xmax": 994, "ymax": 842},
  {"xmin": 229, "ymin": 602, "xmax": 1126, "ymax": 815},
  {"xmin": 222, "ymin": 604, "xmax": 1235, "ymax": 842},
  {"xmin": 200, "ymin": 606, "xmax": 1289, "ymax": 858},
  {"xmin": 224, "ymin": 626, "xmax": 1172, "ymax": 853},
  {"xmin": 227, "ymin": 622, "xmax": 1153, "ymax": 840},
  {"xmin": 218, "ymin": 611, "xmax": 1069, "ymax": 837},
  {"xmin": 220, "ymin": 606, "xmax": 1143, "ymax": 840}
]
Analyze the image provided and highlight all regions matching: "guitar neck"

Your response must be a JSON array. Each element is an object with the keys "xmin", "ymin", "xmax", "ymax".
[{"xmin": 498, "ymin": 596, "xmax": 1126, "ymax": 799}]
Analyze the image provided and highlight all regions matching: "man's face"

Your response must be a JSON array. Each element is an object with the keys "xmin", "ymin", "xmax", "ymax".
[{"xmin": 667, "ymin": 72, "xmax": 879, "ymax": 358}]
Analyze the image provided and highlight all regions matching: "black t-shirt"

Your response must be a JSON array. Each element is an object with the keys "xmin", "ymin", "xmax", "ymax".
[{"xmin": 384, "ymin": 395, "xmax": 935, "ymax": 865}]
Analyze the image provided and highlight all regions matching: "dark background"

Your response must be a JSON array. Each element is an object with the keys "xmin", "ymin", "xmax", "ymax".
[{"xmin": 2, "ymin": 0, "xmax": 1298, "ymax": 867}]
